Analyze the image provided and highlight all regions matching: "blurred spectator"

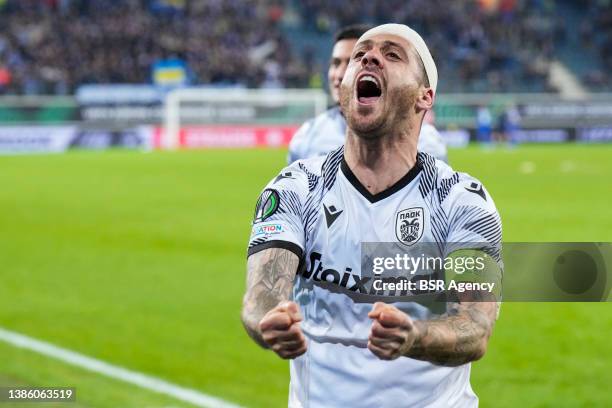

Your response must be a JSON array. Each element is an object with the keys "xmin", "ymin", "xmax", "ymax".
[
  {"xmin": 0, "ymin": 0, "xmax": 606, "ymax": 94},
  {"xmin": 582, "ymin": 0, "xmax": 612, "ymax": 90},
  {"xmin": 495, "ymin": 104, "xmax": 521, "ymax": 145},
  {"xmin": 476, "ymin": 106, "xmax": 493, "ymax": 143},
  {"xmin": 0, "ymin": 64, "xmax": 11, "ymax": 92},
  {"xmin": 0, "ymin": 0, "xmax": 313, "ymax": 94},
  {"xmin": 295, "ymin": 0, "xmax": 566, "ymax": 92}
]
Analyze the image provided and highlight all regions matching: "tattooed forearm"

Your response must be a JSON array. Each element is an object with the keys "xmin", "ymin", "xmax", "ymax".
[
  {"xmin": 406, "ymin": 299, "xmax": 497, "ymax": 367},
  {"xmin": 241, "ymin": 248, "xmax": 300, "ymax": 348}
]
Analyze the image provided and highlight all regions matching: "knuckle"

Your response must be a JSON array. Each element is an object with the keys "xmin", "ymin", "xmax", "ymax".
[
  {"xmin": 376, "ymin": 327, "xmax": 388, "ymax": 338},
  {"xmin": 287, "ymin": 332, "xmax": 302, "ymax": 343},
  {"xmin": 277, "ymin": 313, "xmax": 290, "ymax": 325},
  {"xmin": 402, "ymin": 319, "xmax": 414, "ymax": 331},
  {"xmin": 394, "ymin": 330, "xmax": 405, "ymax": 342},
  {"xmin": 257, "ymin": 320, "xmax": 268, "ymax": 332},
  {"xmin": 286, "ymin": 347, "xmax": 306, "ymax": 360}
]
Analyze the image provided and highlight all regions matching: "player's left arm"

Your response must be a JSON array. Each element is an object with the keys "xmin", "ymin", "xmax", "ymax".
[
  {"xmin": 409, "ymin": 297, "xmax": 496, "ymax": 366},
  {"xmin": 369, "ymin": 175, "xmax": 502, "ymax": 366},
  {"xmin": 368, "ymin": 283, "xmax": 497, "ymax": 366}
]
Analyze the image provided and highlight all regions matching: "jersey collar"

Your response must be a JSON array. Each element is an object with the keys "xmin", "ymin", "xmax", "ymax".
[{"xmin": 340, "ymin": 155, "xmax": 422, "ymax": 204}]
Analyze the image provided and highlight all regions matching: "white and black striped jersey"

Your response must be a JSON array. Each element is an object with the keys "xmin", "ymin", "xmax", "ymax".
[
  {"xmin": 248, "ymin": 148, "xmax": 502, "ymax": 408},
  {"xmin": 287, "ymin": 106, "xmax": 347, "ymax": 164},
  {"xmin": 287, "ymin": 106, "xmax": 448, "ymax": 164}
]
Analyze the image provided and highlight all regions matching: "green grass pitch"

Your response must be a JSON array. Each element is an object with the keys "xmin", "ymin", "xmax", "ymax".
[{"xmin": 0, "ymin": 145, "xmax": 611, "ymax": 407}]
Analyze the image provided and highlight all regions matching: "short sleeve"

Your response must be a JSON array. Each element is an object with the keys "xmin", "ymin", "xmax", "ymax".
[
  {"xmin": 444, "ymin": 174, "xmax": 502, "ymax": 262},
  {"xmin": 444, "ymin": 175, "xmax": 503, "ymax": 316},
  {"xmin": 247, "ymin": 165, "xmax": 308, "ymax": 258}
]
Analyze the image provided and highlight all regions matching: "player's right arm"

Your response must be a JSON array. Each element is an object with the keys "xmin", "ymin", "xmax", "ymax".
[
  {"xmin": 241, "ymin": 165, "xmax": 310, "ymax": 358},
  {"xmin": 241, "ymin": 248, "xmax": 307, "ymax": 358}
]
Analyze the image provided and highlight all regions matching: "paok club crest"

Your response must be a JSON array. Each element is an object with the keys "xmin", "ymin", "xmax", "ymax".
[{"xmin": 396, "ymin": 207, "xmax": 424, "ymax": 246}]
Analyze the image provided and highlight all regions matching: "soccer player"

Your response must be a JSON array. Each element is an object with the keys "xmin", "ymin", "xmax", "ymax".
[
  {"xmin": 287, "ymin": 25, "xmax": 369, "ymax": 163},
  {"xmin": 421, "ymin": 109, "xmax": 448, "ymax": 162},
  {"xmin": 242, "ymin": 23, "xmax": 502, "ymax": 407},
  {"xmin": 288, "ymin": 25, "xmax": 448, "ymax": 164}
]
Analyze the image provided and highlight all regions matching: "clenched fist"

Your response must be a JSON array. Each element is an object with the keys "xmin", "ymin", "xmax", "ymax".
[
  {"xmin": 259, "ymin": 301, "xmax": 307, "ymax": 359},
  {"xmin": 367, "ymin": 302, "xmax": 419, "ymax": 360}
]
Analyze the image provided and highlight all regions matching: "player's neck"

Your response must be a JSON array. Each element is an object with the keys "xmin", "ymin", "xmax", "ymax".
[{"xmin": 344, "ymin": 129, "xmax": 418, "ymax": 196}]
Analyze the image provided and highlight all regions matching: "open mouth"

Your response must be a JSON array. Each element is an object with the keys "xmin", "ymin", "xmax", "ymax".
[{"xmin": 357, "ymin": 74, "xmax": 382, "ymax": 104}]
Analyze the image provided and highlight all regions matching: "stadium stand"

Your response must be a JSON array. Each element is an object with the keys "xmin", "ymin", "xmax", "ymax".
[
  {"xmin": 0, "ymin": 0, "xmax": 312, "ymax": 94},
  {"xmin": 579, "ymin": 0, "xmax": 612, "ymax": 91},
  {"xmin": 292, "ymin": 0, "xmax": 568, "ymax": 92},
  {"xmin": 0, "ymin": 0, "xmax": 608, "ymax": 94}
]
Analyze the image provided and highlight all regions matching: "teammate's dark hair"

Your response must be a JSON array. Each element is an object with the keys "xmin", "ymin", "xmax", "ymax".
[{"xmin": 334, "ymin": 24, "xmax": 372, "ymax": 43}]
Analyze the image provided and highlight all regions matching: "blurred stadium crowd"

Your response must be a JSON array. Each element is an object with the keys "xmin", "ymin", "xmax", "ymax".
[{"xmin": 0, "ymin": 0, "xmax": 610, "ymax": 95}]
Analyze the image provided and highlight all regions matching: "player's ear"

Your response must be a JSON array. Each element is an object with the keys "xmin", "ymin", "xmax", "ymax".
[{"xmin": 416, "ymin": 88, "xmax": 434, "ymax": 111}]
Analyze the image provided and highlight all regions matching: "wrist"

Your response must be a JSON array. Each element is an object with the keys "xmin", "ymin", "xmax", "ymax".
[{"xmin": 403, "ymin": 319, "xmax": 427, "ymax": 357}]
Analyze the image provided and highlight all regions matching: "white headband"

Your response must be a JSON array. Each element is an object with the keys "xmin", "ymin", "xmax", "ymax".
[{"xmin": 357, "ymin": 23, "xmax": 438, "ymax": 94}]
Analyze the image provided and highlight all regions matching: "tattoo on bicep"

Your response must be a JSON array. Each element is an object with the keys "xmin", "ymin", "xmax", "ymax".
[
  {"xmin": 246, "ymin": 248, "xmax": 298, "ymax": 310},
  {"xmin": 242, "ymin": 248, "xmax": 299, "ymax": 343}
]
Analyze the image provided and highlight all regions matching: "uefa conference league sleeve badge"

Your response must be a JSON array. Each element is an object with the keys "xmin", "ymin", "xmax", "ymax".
[{"xmin": 253, "ymin": 189, "xmax": 280, "ymax": 223}]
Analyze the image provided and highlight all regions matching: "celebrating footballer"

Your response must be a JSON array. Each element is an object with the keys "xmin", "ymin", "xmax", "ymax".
[{"xmin": 242, "ymin": 23, "xmax": 502, "ymax": 408}]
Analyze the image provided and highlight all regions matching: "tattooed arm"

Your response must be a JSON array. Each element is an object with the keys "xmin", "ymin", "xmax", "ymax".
[
  {"xmin": 241, "ymin": 248, "xmax": 307, "ymax": 359},
  {"xmin": 406, "ymin": 300, "xmax": 496, "ymax": 366},
  {"xmin": 367, "ymin": 297, "xmax": 496, "ymax": 367},
  {"xmin": 368, "ymin": 248, "xmax": 501, "ymax": 366}
]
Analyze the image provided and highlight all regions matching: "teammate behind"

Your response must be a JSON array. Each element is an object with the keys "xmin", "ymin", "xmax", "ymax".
[
  {"xmin": 243, "ymin": 23, "xmax": 501, "ymax": 407},
  {"xmin": 287, "ymin": 25, "xmax": 368, "ymax": 163},
  {"xmin": 288, "ymin": 25, "xmax": 448, "ymax": 163}
]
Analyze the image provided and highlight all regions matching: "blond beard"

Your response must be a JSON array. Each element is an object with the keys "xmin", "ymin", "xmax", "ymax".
[{"xmin": 340, "ymin": 82, "xmax": 420, "ymax": 140}]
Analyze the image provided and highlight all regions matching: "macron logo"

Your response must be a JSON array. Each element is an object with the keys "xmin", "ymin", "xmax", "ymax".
[
  {"xmin": 323, "ymin": 204, "xmax": 343, "ymax": 227},
  {"xmin": 465, "ymin": 182, "xmax": 486, "ymax": 201},
  {"xmin": 273, "ymin": 171, "xmax": 295, "ymax": 184}
]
